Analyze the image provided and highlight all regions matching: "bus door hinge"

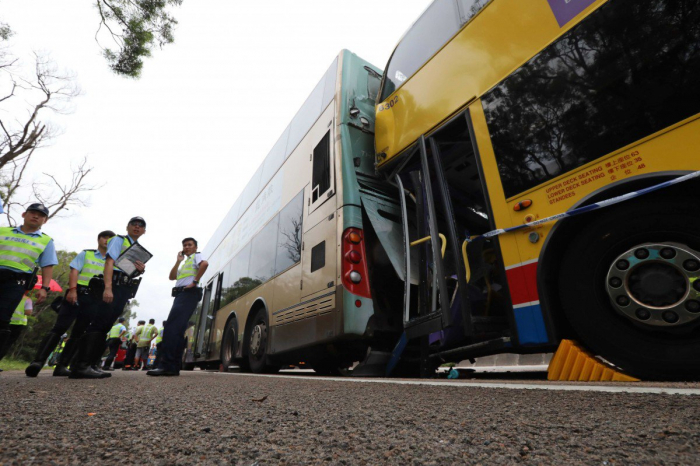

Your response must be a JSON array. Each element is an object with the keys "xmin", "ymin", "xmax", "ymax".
[{"xmin": 300, "ymin": 280, "xmax": 303, "ymax": 290}]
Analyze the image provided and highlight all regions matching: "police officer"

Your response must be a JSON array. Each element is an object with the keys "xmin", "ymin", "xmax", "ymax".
[
  {"xmin": 134, "ymin": 318, "xmax": 157, "ymax": 369},
  {"xmin": 0, "ymin": 203, "xmax": 58, "ymax": 364},
  {"xmin": 148, "ymin": 237, "xmax": 207, "ymax": 376},
  {"xmin": 70, "ymin": 217, "xmax": 147, "ymax": 379},
  {"xmin": 102, "ymin": 317, "xmax": 126, "ymax": 371},
  {"xmin": 153, "ymin": 320, "xmax": 166, "ymax": 369},
  {"xmin": 25, "ymin": 230, "xmax": 115, "ymax": 377}
]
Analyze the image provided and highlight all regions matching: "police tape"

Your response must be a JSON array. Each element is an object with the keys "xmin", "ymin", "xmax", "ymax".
[{"xmin": 469, "ymin": 170, "xmax": 700, "ymax": 242}]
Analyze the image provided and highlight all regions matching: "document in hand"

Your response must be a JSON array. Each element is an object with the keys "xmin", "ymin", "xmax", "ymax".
[{"xmin": 115, "ymin": 243, "xmax": 153, "ymax": 278}]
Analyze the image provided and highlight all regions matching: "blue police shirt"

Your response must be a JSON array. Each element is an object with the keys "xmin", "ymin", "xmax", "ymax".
[
  {"xmin": 0, "ymin": 226, "xmax": 58, "ymax": 273},
  {"xmin": 106, "ymin": 235, "xmax": 136, "ymax": 261},
  {"xmin": 69, "ymin": 249, "xmax": 107, "ymax": 271}
]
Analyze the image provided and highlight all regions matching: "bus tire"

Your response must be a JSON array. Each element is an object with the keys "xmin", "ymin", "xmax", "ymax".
[
  {"xmin": 220, "ymin": 317, "xmax": 238, "ymax": 372},
  {"xmin": 557, "ymin": 195, "xmax": 700, "ymax": 380},
  {"xmin": 245, "ymin": 308, "xmax": 279, "ymax": 374}
]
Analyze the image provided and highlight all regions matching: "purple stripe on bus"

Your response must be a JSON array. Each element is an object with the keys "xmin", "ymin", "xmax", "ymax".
[{"xmin": 547, "ymin": 0, "xmax": 598, "ymax": 28}]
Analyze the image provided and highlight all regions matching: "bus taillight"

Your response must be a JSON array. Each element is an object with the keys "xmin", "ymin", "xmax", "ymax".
[{"xmin": 342, "ymin": 228, "xmax": 371, "ymax": 299}]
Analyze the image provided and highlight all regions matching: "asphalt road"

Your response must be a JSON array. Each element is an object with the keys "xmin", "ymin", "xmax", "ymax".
[{"xmin": 1, "ymin": 370, "xmax": 699, "ymax": 465}]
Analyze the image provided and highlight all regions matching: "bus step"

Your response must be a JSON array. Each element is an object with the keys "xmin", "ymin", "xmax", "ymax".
[
  {"xmin": 548, "ymin": 339, "xmax": 640, "ymax": 382},
  {"xmin": 404, "ymin": 310, "xmax": 443, "ymax": 339},
  {"xmin": 352, "ymin": 348, "xmax": 393, "ymax": 377}
]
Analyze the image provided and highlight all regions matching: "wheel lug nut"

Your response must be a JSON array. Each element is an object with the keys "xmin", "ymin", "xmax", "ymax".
[
  {"xmin": 635, "ymin": 308, "xmax": 651, "ymax": 320},
  {"xmin": 685, "ymin": 300, "xmax": 700, "ymax": 313},
  {"xmin": 634, "ymin": 248, "xmax": 649, "ymax": 259},
  {"xmin": 684, "ymin": 259, "xmax": 700, "ymax": 272},
  {"xmin": 616, "ymin": 260, "xmax": 630, "ymax": 271},
  {"xmin": 660, "ymin": 248, "xmax": 676, "ymax": 259},
  {"xmin": 608, "ymin": 277, "xmax": 623, "ymax": 288},
  {"xmin": 616, "ymin": 295, "xmax": 630, "ymax": 306},
  {"xmin": 662, "ymin": 311, "xmax": 679, "ymax": 323}
]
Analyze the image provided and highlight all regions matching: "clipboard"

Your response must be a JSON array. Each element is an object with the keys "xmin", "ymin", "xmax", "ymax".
[{"xmin": 114, "ymin": 242, "xmax": 153, "ymax": 278}]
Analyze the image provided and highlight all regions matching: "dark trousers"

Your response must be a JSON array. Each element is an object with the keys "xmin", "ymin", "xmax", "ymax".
[
  {"xmin": 154, "ymin": 342, "xmax": 163, "ymax": 368},
  {"xmin": 54, "ymin": 293, "xmax": 99, "ymax": 366},
  {"xmin": 86, "ymin": 284, "xmax": 134, "ymax": 334},
  {"xmin": 159, "ymin": 287, "xmax": 203, "ymax": 372},
  {"xmin": 124, "ymin": 342, "xmax": 137, "ymax": 367},
  {"xmin": 0, "ymin": 325, "xmax": 26, "ymax": 359},
  {"xmin": 0, "ymin": 278, "xmax": 28, "ymax": 329},
  {"xmin": 103, "ymin": 337, "xmax": 121, "ymax": 368}
]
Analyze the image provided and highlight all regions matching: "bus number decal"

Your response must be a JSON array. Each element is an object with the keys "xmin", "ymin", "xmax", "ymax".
[{"xmin": 378, "ymin": 96, "xmax": 399, "ymax": 112}]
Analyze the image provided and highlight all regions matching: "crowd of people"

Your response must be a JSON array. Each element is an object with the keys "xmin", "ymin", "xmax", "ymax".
[{"xmin": 0, "ymin": 203, "xmax": 208, "ymax": 378}]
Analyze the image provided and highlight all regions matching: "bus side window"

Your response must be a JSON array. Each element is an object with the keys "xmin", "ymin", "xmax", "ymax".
[{"xmin": 311, "ymin": 130, "xmax": 332, "ymax": 203}]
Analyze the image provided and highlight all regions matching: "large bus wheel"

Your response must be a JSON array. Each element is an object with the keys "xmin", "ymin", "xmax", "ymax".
[
  {"xmin": 220, "ymin": 318, "xmax": 238, "ymax": 372},
  {"xmin": 246, "ymin": 308, "xmax": 279, "ymax": 374},
  {"xmin": 556, "ymin": 196, "xmax": 700, "ymax": 380}
]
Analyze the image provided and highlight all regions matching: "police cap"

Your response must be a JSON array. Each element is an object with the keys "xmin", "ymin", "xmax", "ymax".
[
  {"xmin": 128, "ymin": 216, "xmax": 146, "ymax": 227},
  {"xmin": 26, "ymin": 203, "xmax": 49, "ymax": 217}
]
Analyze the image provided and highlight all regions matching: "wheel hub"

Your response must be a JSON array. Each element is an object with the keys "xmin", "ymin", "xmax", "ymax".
[
  {"xmin": 249, "ymin": 322, "xmax": 266, "ymax": 356},
  {"xmin": 606, "ymin": 243, "xmax": 700, "ymax": 328}
]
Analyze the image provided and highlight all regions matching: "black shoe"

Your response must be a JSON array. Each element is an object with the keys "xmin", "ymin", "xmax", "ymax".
[
  {"xmin": 69, "ymin": 366, "xmax": 104, "ymax": 379},
  {"xmin": 91, "ymin": 365, "xmax": 111, "ymax": 379},
  {"xmin": 26, "ymin": 332, "xmax": 61, "ymax": 377},
  {"xmin": 53, "ymin": 364, "xmax": 71, "ymax": 377},
  {"xmin": 103, "ymin": 366, "xmax": 115, "ymax": 371},
  {"xmin": 146, "ymin": 368, "xmax": 179, "ymax": 376}
]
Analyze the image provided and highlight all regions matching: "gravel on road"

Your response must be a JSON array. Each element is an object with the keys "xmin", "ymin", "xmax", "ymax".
[{"xmin": 1, "ymin": 370, "xmax": 699, "ymax": 465}]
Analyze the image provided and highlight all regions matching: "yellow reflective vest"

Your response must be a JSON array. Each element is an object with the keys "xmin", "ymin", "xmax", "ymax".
[{"xmin": 0, "ymin": 226, "xmax": 52, "ymax": 273}]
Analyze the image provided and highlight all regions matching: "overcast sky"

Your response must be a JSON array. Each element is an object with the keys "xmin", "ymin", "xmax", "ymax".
[{"xmin": 1, "ymin": 1, "xmax": 431, "ymax": 324}]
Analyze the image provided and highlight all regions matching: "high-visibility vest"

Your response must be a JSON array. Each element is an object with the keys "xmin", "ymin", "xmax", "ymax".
[
  {"xmin": 133, "ymin": 325, "xmax": 143, "ymax": 342},
  {"xmin": 0, "ymin": 227, "xmax": 52, "ymax": 273},
  {"xmin": 10, "ymin": 296, "xmax": 28, "ymax": 326},
  {"xmin": 155, "ymin": 328, "xmax": 163, "ymax": 344},
  {"xmin": 140, "ymin": 324, "xmax": 155, "ymax": 341},
  {"xmin": 176, "ymin": 254, "xmax": 197, "ymax": 280},
  {"xmin": 123, "ymin": 331, "xmax": 130, "ymax": 343},
  {"xmin": 109, "ymin": 323, "xmax": 126, "ymax": 338},
  {"xmin": 185, "ymin": 327, "xmax": 195, "ymax": 344},
  {"xmin": 77, "ymin": 250, "xmax": 106, "ymax": 286},
  {"xmin": 109, "ymin": 235, "xmax": 133, "ymax": 271}
]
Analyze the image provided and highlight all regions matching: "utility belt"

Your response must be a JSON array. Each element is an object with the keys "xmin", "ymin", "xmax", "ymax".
[
  {"xmin": 76, "ymin": 284, "xmax": 93, "ymax": 295},
  {"xmin": 171, "ymin": 285, "xmax": 201, "ymax": 298},
  {"xmin": 112, "ymin": 271, "xmax": 141, "ymax": 298},
  {"xmin": 0, "ymin": 268, "xmax": 39, "ymax": 291}
]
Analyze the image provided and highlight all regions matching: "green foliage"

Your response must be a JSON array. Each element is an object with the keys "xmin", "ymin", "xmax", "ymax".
[
  {"xmin": 121, "ymin": 299, "xmax": 139, "ymax": 327},
  {"xmin": 0, "ymin": 358, "xmax": 27, "ymax": 371},
  {"xmin": 96, "ymin": 0, "xmax": 183, "ymax": 78},
  {"xmin": 0, "ymin": 22, "xmax": 12, "ymax": 41}
]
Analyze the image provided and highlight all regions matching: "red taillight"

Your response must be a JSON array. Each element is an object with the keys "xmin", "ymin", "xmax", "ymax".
[{"xmin": 342, "ymin": 228, "xmax": 371, "ymax": 299}]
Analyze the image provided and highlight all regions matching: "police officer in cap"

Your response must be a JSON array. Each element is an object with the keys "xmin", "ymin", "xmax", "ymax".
[
  {"xmin": 24, "ymin": 230, "xmax": 115, "ymax": 377},
  {"xmin": 0, "ymin": 203, "xmax": 58, "ymax": 365},
  {"xmin": 70, "ymin": 217, "xmax": 147, "ymax": 379}
]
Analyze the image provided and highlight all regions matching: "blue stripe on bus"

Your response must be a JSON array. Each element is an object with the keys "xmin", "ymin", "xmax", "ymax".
[{"xmin": 513, "ymin": 303, "xmax": 549, "ymax": 345}]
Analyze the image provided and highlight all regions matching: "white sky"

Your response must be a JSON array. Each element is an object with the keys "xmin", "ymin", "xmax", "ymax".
[{"xmin": 1, "ymin": 1, "xmax": 431, "ymax": 324}]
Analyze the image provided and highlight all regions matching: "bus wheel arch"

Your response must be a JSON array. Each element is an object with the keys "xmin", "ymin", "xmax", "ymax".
[
  {"xmin": 220, "ymin": 312, "xmax": 239, "ymax": 372},
  {"xmin": 539, "ymin": 173, "xmax": 700, "ymax": 380}
]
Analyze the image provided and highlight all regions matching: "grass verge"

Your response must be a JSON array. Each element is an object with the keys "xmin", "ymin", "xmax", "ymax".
[{"xmin": 0, "ymin": 358, "xmax": 29, "ymax": 371}]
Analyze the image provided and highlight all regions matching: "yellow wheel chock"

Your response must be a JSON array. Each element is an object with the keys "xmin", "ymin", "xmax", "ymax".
[{"xmin": 547, "ymin": 339, "xmax": 640, "ymax": 382}]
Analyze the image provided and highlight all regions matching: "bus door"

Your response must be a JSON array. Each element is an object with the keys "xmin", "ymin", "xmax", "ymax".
[
  {"xmin": 194, "ymin": 273, "xmax": 223, "ymax": 359},
  {"xmin": 394, "ymin": 110, "xmax": 513, "ymax": 350},
  {"xmin": 301, "ymin": 123, "xmax": 337, "ymax": 300}
]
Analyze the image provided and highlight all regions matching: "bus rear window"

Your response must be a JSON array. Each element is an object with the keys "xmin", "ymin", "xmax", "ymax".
[{"xmin": 483, "ymin": 0, "xmax": 700, "ymax": 199}]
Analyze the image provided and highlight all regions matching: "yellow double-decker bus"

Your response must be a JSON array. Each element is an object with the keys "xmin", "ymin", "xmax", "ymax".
[{"xmin": 370, "ymin": 0, "xmax": 700, "ymax": 380}]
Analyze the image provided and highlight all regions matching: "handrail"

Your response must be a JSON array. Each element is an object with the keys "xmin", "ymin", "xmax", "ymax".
[
  {"xmin": 410, "ymin": 233, "xmax": 446, "ymax": 258},
  {"xmin": 461, "ymin": 240, "xmax": 471, "ymax": 283}
]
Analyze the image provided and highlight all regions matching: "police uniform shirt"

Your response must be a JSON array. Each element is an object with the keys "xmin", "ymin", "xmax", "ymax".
[
  {"xmin": 175, "ymin": 252, "xmax": 205, "ymax": 287},
  {"xmin": 106, "ymin": 235, "xmax": 137, "ymax": 262},
  {"xmin": 69, "ymin": 249, "xmax": 107, "ymax": 272},
  {"xmin": 0, "ymin": 226, "xmax": 58, "ymax": 272}
]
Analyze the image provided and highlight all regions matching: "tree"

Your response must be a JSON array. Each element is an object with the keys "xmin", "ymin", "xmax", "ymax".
[
  {"xmin": 121, "ymin": 299, "xmax": 139, "ymax": 328},
  {"xmin": 95, "ymin": 0, "xmax": 183, "ymax": 78},
  {"xmin": 0, "ymin": 53, "xmax": 98, "ymax": 223}
]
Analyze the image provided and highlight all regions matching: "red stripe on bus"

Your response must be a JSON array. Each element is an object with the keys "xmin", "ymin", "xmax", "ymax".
[{"xmin": 506, "ymin": 261, "xmax": 539, "ymax": 305}]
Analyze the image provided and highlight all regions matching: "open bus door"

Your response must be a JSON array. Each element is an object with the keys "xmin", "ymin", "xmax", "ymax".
[
  {"xmin": 194, "ymin": 273, "xmax": 223, "ymax": 362},
  {"xmin": 385, "ymin": 110, "xmax": 514, "ymax": 376}
]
